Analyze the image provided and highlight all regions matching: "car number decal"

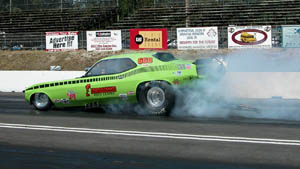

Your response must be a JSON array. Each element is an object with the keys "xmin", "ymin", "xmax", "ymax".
[{"xmin": 138, "ymin": 57, "xmax": 153, "ymax": 64}]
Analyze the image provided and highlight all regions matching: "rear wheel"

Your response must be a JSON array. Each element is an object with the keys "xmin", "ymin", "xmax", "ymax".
[
  {"xmin": 138, "ymin": 81, "xmax": 175, "ymax": 116},
  {"xmin": 32, "ymin": 93, "xmax": 51, "ymax": 110}
]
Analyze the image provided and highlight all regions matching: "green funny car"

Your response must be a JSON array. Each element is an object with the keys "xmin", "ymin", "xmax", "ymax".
[{"xmin": 24, "ymin": 52, "xmax": 225, "ymax": 115}]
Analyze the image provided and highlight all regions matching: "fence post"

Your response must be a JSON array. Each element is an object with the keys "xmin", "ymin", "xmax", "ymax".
[
  {"xmin": 41, "ymin": 32, "xmax": 43, "ymax": 51},
  {"xmin": 186, "ymin": 0, "xmax": 190, "ymax": 27}
]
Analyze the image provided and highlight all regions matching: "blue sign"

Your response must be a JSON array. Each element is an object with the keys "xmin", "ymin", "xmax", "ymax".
[{"xmin": 282, "ymin": 26, "xmax": 300, "ymax": 48}]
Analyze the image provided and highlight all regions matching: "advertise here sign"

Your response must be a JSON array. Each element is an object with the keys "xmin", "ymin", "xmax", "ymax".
[
  {"xmin": 130, "ymin": 29, "xmax": 168, "ymax": 50},
  {"xmin": 86, "ymin": 30, "xmax": 122, "ymax": 51},
  {"xmin": 177, "ymin": 27, "xmax": 218, "ymax": 50},
  {"xmin": 228, "ymin": 26, "xmax": 272, "ymax": 49},
  {"xmin": 46, "ymin": 32, "xmax": 78, "ymax": 51},
  {"xmin": 282, "ymin": 25, "xmax": 300, "ymax": 48}
]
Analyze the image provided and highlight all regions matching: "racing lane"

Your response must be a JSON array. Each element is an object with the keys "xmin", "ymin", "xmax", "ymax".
[{"xmin": 0, "ymin": 92, "xmax": 300, "ymax": 169}]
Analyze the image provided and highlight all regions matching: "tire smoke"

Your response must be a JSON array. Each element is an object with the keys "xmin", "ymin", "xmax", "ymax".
[{"xmin": 172, "ymin": 49, "xmax": 300, "ymax": 121}]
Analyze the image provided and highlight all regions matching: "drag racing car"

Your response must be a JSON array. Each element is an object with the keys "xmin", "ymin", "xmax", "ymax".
[{"xmin": 24, "ymin": 52, "xmax": 225, "ymax": 115}]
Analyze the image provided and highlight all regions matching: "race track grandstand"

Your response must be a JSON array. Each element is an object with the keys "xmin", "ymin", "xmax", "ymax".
[{"xmin": 0, "ymin": 0, "xmax": 299, "ymax": 49}]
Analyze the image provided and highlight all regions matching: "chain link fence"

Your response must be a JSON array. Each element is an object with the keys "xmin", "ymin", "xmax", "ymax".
[
  {"xmin": 0, "ymin": 26, "xmax": 282, "ymax": 50},
  {"xmin": 135, "ymin": 0, "xmax": 267, "ymax": 8},
  {"xmin": 0, "ymin": 0, "xmax": 285, "ymax": 50}
]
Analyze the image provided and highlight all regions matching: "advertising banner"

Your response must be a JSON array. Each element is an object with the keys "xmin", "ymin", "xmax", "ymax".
[
  {"xmin": 130, "ymin": 29, "xmax": 168, "ymax": 50},
  {"xmin": 45, "ymin": 32, "xmax": 78, "ymax": 51},
  {"xmin": 86, "ymin": 30, "xmax": 122, "ymax": 51},
  {"xmin": 177, "ymin": 27, "xmax": 218, "ymax": 50},
  {"xmin": 282, "ymin": 25, "xmax": 300, "ymax": 48},
  {"xmin": 228, "ymin": 26, "xmax": 272, "ymax": 49}
]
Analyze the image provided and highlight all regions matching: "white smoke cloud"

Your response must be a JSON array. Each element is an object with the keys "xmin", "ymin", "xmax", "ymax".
[{"xmin": 172, "ymin": 49, "xmax": 300, "ymax": 121}]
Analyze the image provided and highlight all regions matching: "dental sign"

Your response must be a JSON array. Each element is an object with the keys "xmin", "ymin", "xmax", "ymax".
[
  {"xmin": 228, "ymin": 26, "xmax": 272, "ymax": 49},
  {"xmin": 177, "ymin": 27, "xmax": 218, "ymax": 49},
  {"xmin": 130, "ymin": 29, "xmax": 168, "ymax": 50},
  {"xmin": 46, "ymin": 32, "xmax": 78, "ymax": 51},
  {"xmin": 86, "ymin": 30, "xmax": 122, "ymax": 51}
]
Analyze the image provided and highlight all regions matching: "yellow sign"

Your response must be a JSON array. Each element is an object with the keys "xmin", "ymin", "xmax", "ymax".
[{"xmin": 139, "ymin": 31, "xmax": 162, "ymax": 49}]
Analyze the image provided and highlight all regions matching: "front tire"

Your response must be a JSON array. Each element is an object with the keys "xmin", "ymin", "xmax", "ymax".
[
  {"xmin": 32, "ymin": 93, "xmax": 51, "ymax": 110},
  {"xmin": 138, "ymin": 81, "xmax": 175, "ymax": 116}
]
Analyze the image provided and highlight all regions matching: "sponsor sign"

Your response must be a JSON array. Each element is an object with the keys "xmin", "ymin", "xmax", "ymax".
[
  {"xmin": 45, "ymin": 32, "xmax": 78, "ymax": 51},
  {"xmin": 282, "ymin": 25, "xmax": 300, "ymax": 48},
  {"xmin": 177, "ymin": 27, "xmax": 218, "ymax": 50},
  {"xmin": 228, "ymin": 26, "xmax": 272, "ymax": 49},
  {"xmin": 130, "ymin": 29, "xmax": 168, "ymax": 50},
  {"xmin": 86, "ymin": 30, "xmax": 122, "ymax": 51}
]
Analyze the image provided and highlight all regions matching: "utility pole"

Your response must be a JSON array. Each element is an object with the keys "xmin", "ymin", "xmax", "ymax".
[
  {"xmin": 185, "ymin": 0, "xmax": 190, "ymax": 27},
  {"xmin": 116, "ymin": 0, "xmax": 119, "ymax": 21}
]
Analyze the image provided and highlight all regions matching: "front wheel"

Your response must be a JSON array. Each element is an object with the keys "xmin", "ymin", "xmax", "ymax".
[
  {"xmin": 32, "ymin": 93, "xmax": 52, "ymax": 110},
  {"xmin": 137, "ymin": 81, "xmax": 175, "ymax": 116}
]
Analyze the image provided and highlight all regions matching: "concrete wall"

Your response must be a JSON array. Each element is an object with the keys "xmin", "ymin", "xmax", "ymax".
[
  {"xmin": 0, "ymin": 71, "xmax": 299, "ymax": 99},
  {"xmin": 0, "ymin": 71, "xmax": 84, "ymax": 92}
]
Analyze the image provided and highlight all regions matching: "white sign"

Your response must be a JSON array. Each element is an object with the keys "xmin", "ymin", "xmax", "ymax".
[
  {"xmin": 228, "ymin": 26, "xmax": 272, "ymax": 49},
  {"xmin": 282, "ymin": 25, "xmax": 300, "ymax": 48},
  {"xmin": 177, "ymin": 27, "xmax": 218, "ymax": 50},
  {"xmin": 86, "ymin": 30, "xmax": 122, "ymax": 51},
  {"xmin": 46, "ymin": 32, "xmax": 78, "ymax": 51}
]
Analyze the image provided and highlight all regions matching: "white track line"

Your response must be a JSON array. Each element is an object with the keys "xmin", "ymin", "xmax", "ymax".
[{"xmin": 0, "ymin": 123, "xmax": 300, "ymax": 146}]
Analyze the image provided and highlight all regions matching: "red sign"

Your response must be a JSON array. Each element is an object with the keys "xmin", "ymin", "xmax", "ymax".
[
  {"xmin": 130, "ymin": 29, "xmax": 168, "ymax": 50},
  {"xmin": 85, "ymin": 84, "xmax": 116, "ymax": 97}
]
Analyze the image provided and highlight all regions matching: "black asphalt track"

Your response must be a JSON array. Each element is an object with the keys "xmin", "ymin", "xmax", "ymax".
[{"xmin": 0, "ymin": 92, "xmax": 300, "ymax": 169}]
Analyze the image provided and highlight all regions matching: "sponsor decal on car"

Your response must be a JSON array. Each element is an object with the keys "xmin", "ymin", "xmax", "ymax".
[
  {"xmin": 172, "ymin": 71, "xmax": 182, "ymax": 76},
  {"xmin": 178, "ymin": 64, "xmax": 186, "ymax": 70},
  {"xmin": 128, "ymin": 91, "xmax": 135, "ymax": 95},
  {"xmin": 85, "ymin": 101, "xmax": 101, "ymax": 109},
  {"xmin": 67, "ymin": 90, "xmax": 76, "ymax": 100},
  {"xmin": 119, "ymin": 94, "xmax": 128, "ymax": 100},
  {"xmin": 55, "ymin": 99, "xmax": 70, "ymax": 104},
  {"xmin": 185, "ymin": 64, "xmax": 191, "ymax": 69},
  {"xmin": 85, "ymin": 84, "xmax": 117, "ymax": 97},
  {"xmin": 173, "ymin": 79, "xmax": 180, "ymax": 85}
]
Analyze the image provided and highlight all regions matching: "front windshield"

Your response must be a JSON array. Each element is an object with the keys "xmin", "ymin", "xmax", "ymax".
[{"xmin": 85, "ymin": 58, "xmax": 137, "ymax": 77}]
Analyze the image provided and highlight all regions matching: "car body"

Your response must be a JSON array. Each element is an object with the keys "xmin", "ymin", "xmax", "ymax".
[{"xmin": 25, "ymin": 52, "xmax": 208, "ymax": 115}]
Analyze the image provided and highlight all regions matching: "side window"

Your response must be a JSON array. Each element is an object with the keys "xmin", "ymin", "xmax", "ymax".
[
  {"xmin": 85, "ymin": 58, "xmax": 137, "ymax": 77},
  {"xmin": 152, "ymin": 52, "xmax": 177, "ymax": 62}
]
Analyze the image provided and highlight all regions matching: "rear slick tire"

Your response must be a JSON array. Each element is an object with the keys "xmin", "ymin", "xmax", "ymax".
[{"xmin": 138, "ymin": 81, "xmax": 175, "ymax": 116}]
